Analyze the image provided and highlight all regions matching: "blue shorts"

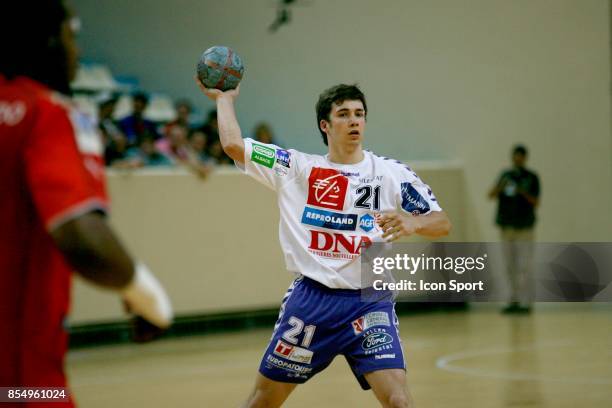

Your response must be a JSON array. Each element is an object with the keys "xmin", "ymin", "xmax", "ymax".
[{"xmin": 259, "ymin": 276, "xmax": 406, "ymax": 390}]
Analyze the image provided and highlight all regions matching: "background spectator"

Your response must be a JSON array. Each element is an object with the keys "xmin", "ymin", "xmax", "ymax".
[
  {"xmin": 189, "ymin": 129, "xmax": 214, "ymax": 164},
  {"xmin": 155, "ymin": 124, "xmax": 190, "ymax": 162},
  {"xmin": 97, "ymin": 92, "xmax": 124, "ymax": 147},
  {"xmin": 118, "ymin": 91, "xmax": 160, "ymax": 146},
  {"xmin": 201, "ymin": 109, "xmax": 231, "ymax": 164},
  {"xmin": 253, "ymin": 122, "xmax": 276, "ymax": 145},
  {"xmin": 127, "ymin": 135, "xmax": 173, "ymax": 167},
  {"xmin": 164, "ymin": 98, "xmax": 193, "ymax": 136},
  {"xmin": 105, "ymin": 132, "xmax": 132, "ymax": 166},
  {"xmin": 488, "ymin": 144, "xmax": 540, "ymax": 314}
]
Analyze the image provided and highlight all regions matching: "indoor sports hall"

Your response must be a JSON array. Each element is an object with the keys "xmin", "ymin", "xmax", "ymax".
[{"xmin": 24, "ymin": 0, "xmax": 612, "ymax": 407}]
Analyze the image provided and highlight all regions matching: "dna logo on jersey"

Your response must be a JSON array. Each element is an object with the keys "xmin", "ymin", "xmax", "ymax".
[{"xmin": 307, "ymin": 168, "xmax": 348, "ymax": 211}]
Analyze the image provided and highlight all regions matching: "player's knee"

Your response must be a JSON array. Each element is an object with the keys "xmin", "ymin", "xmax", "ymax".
[{"xmin": 386, "ymin": 392, "xmax": 411, "ymax": 408}]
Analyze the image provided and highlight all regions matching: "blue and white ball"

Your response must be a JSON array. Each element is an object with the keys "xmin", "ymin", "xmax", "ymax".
[{"xmin": 196, "ymin": 46, "xmax": 244, "ymax": 91}]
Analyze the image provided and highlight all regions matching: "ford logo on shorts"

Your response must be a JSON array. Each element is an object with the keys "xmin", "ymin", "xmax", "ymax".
[{"xmin": 362, "ymin": 332, "xmax": 393, "ymax": 350}]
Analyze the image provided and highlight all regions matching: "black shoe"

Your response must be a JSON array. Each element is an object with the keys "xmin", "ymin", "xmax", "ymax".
[
  {"xmin": 515, "ymin": 305, "xmax": 532, "ymax": 314},
  {"xmin": 501, "ymin": 302, "xmax": 521, "ymax": 314}
]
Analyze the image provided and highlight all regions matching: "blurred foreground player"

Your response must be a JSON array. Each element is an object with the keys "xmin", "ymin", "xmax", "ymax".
[
  {"xmin": 0, "ymin": 1, "xmax": 173, "ymax": 406},
  {"xmin": 196, "ymin": 79, "xmax": 451, "ymax": 407}
]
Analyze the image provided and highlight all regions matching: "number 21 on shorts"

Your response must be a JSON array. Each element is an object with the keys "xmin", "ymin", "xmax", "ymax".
[{"xmin": 282, "ymin": 316, "xmax": 316, "ymax": 348}]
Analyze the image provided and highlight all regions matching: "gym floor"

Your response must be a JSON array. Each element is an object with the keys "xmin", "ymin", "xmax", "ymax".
[{"xmin": 68, "ymin": 304, "xmax": 612, "ymax": 407}]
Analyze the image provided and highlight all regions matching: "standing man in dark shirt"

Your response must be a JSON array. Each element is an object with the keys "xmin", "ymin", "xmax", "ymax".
[{"xmin": 488, "ymin": 145, "xmax": 540, "ymax": 314}]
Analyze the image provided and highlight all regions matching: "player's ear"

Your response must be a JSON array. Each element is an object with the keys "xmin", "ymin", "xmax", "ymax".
[{"xmin": 319, "ymin": 119, "xmax": 329, "ymax": 134}]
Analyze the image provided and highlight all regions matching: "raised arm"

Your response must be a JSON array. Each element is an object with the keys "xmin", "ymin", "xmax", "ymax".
[{"xmin": 195, "ymin": 77, "xmax": 245, "ymax": 164}]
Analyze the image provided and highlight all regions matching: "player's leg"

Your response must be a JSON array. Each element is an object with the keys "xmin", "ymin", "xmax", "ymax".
[
  {"xmin": 515, "ymin": 228, "xmax": 535, "ymax": 311},
  {"xmin": 344, "ymin": 301, "xmax": 410, "ymax": 406},
  {"xmin": 501, "ymin": 227, "xmax": 521, "ymax": 312},
  {"xmin": 246, "ymin": 277, "xmax": 337, "ymax": 406},
  {"xmin": 364, "ymin": 368, "xmax": 414, "ymax": 408},
  {"xmin": 241, "ymin": 373, "xmax": 297, "ymax": 408}
]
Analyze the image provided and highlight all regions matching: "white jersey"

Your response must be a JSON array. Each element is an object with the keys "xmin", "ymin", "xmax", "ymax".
[{"xmin": 240, "ymin": 138, "xmax": 442, "ymax": 289}]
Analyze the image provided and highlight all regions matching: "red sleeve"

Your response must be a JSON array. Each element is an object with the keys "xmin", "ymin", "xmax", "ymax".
[{"xmin": 24, "ymin": 98, "xmax": 108, "ymax": 231}]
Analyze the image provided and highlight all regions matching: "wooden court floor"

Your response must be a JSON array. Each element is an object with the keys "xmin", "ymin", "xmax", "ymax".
[{"xmin": 67, "ymin": 304, "xmax": 612, "ymax": 407}]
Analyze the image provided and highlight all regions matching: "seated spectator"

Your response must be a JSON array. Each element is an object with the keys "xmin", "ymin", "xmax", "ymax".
[
  {"xmin": 200, "ymin": 109, "xmax": 232, "ymax": 164},
  {"xmin": 208, "ymin": 139, "xmax": 233, "ymax": 165},
  {"xmin": 155, "ymin": 124, "xmax": 190, "ymax": 162},
  {"xmin": 104, "ymin": 133, "xmax": 130, "ymax": 166},
  {"xmin": 189, "ymin": 129, "xmax": 214, "ymax": 164},
  {"xmin": 118, "ymin": 91, "xmax": 160, "ymax": 146},
  {"xmin": 127, "ymin": 136, "xmax": 173, "ymax": 167},
  {"xmin": 97, "ymin": 92, "xmax": 124, "ymax": 148},
  {"xmin": 254, "ymin": 122, "xmax": 277, "ymax": 145},
  {"xmin": 201, "ymin": 109, "xmax": 219, "ymax": 141},
  {"xmin": 164, "ymin": 99, "xmax": 193, "ymax": 136}
]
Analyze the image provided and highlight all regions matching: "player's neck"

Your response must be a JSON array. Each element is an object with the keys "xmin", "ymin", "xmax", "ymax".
[{"xmin": 327, "ymin": 144, "xmax": 364, "ymax": 165}]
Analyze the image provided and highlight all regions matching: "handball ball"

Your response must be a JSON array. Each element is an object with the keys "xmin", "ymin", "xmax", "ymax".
[{"xmin": 196, "ymin": 46, "xmax": 244, "ymax": 91}]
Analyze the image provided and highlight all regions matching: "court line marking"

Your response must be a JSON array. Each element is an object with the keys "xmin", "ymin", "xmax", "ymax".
[{"xmin": 436, "ymin": 342, "xmax": 612, "ymax": 385}]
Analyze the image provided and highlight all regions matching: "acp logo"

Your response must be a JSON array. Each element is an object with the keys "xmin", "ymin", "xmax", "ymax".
[
  {"xmin": 400, "ymin": 182, "xmax": 430, "ymax": 215},
  {"xmin": 362, "ymin": 332, "xmax": 393, "ymax": 351},
  {"xmin": 307, "ymin": 168, "xmax": 348, "ymax": 211},
  {"xmin": 359, "ymin": 214, "xmax": 375, "ymax": 232}
]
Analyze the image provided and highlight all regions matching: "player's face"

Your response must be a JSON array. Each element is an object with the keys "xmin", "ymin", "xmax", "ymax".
[
  {"xmin": 322, "ymin": 100, "xmax": 366, "ymax": 147},
  {"xmin": 512, "ymin": 152, "xmax": 526, "ymax": 168}
]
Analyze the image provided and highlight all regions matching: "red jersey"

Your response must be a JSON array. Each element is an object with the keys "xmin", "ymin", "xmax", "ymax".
[{"xmin": 0, "ymin": 76, "xmax": 108, "ymax": 406}]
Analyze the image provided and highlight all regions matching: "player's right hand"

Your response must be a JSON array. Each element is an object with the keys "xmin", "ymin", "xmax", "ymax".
[
  {"xmin": 121, "ymin": 262, "xmax": 173, "ymax": 329},
  {"xmin": 194, "ymin": 75, "xmax": 240, "ymax": 101}
]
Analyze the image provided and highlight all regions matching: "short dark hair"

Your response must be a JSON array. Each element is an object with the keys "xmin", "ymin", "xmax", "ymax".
[
  {"xmin": 132, "ymin": 91, "xmax": 149, "ymax": 105},
  {"xmin": 316, "ymin": 84, "xmax": 367, "ymax": 145},
  {"xmin": 0, "ymin": 1, "xmax": 71, "ymax": 94},
  {"xmin": 513, "ymin": 144, "xmax": 528, "ymax": 156}
]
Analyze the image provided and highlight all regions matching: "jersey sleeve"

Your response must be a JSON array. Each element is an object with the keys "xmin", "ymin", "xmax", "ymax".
[
  {"xmin": 238, "ymin": 138, "xmax": 299, "ymax": 191},
  {"xmin": 24, "ymin": 99, "xmax": 108, "ymax": 232},
  {"xmin": 395, "ymin": 166, "xmax": 442, "ymax": 215}
]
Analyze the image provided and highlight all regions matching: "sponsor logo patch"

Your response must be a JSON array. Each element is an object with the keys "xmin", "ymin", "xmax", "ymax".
[
  {"xmin": 273, "ymin": 340, "xmax": 314, "ymax": 364},
  {"xmin": 301, "ymin": 207, "xmax": 357, "ymax": 231},
  {"xmin": 266, "ymin": 354, "xmax": 313, "ymax": 374},
  {"xmin": 308, "ymin": 230, "xmax": 372, "ymax": 260},
  {"xmin": 375, "ymin": 354, "xmax": 396, "ymax": 360},
  {"xmin": 275, "ymin": 149, "xmax": 291, "ymax": 168},
  {"xmin": 351, "ymin": 312, "xmax": 391, "ymax": 335},
  {"xmin": 251, "ymin": 143, "xmax": 275, "ymax": 168},
  {"xmin": 400, "ymin": 182, "xmax": 430, "ymax": 215},
  {"xmin": 362, "ymin": 331, "xmax": 394, "ymax": 352},
  {"xmin": 359, "ymin": 214, "xmax": 376, "ymax": 232},
  {"xmin": 307, "ymin": 168, "xmax": 348, "ymax": 211}
]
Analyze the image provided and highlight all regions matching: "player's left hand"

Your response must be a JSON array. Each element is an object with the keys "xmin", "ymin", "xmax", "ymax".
[{"xmin": 377, "ymin": 211, "xmax": 420, "ymax": 242}]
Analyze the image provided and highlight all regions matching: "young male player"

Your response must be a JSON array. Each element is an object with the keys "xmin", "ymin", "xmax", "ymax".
[
  {"xmin": 0, "ymin": 2, "xmax": 172, "ymax": 405},
  {"xmin": 196, "ymin": 80, "xmax": 451, "ymax": 408}
]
